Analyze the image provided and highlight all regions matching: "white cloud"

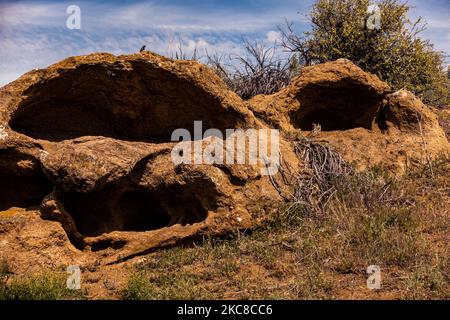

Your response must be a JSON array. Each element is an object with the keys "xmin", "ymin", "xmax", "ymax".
[
  {"xmin": 0, "ymin": 0, "xmax": 448, "ymax": 86},
  {"xmin": 94, "ymin": 2, "xmax": 301, "ymax": 33},
  {"xmin": 0, "ymin": 1, "xmax": 301, "ymax": 33},
  {"xmin": 0, "ymin": 2, "xmax": 66, "ymax": 27},
  {"xmin": 0, "ymin": 26, "xmax": 248, "ymax": 86},
  {"xmin": 266, "ymin": 30, "xmax": 282, "ymax": 43},
  {"xmin": 0, "ymin": 1, "xmax": 304, "ymax": 86}
]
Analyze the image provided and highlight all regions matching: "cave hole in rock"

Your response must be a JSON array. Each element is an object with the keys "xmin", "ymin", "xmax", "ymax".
[
  {"xmin": 0, "ymin": 172, "xmax": 53, "ymax": 211},
  {"xmin": 0, "ymin": 162, "xmax": 53, "ymax": 211},
  {"xmin": 63, "ymin": 181, "xmax": 216, "ymax": 237},
  {"xmin": 9, "ymin": 63, "xmax": 243, "ymax": 142},
  {"xmin": 290, "ymin": 82, "xmax": 385, "ymax": 131}
]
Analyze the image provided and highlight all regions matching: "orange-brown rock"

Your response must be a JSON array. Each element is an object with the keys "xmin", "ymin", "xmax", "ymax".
[
  {"xmin": 0, "ymin": 52, "xmax": 298, "ymax": 270},
  {"xmin": 0, "ymin": 54, "xmax": 448, "ymax": 274},
  {"xmin": 249, "ymin": 59, "xmax": 390, "ymax": 132},
  {"xmin": 249, "ymin": 59, "xmax": 449, "ymax": 173}
]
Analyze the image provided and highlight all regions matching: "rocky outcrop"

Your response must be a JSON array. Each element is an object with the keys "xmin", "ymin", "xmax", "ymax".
[
  {"xmin": 313, "ymin": 90, "xmax": 449, "ymax": 173},
  {"xmin": 249, "ymin": 59, "xmax": 449, "ymax": 174},
  {"xmin": 0, "ymin": 54, "xmax": 448, "ymax": 272},
  {"xmin": 1, "ymin": 52, "xmax": 258, "ymax": 142},
  {"xmin": 0, "ymin": 52, "xmax": 298, "ymax": 268},
  {"xmin": 249, "ymin": 59, "xmax": 391, "ymax": 132}
]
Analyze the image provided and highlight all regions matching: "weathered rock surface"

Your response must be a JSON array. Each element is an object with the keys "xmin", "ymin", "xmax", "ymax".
[
  {"xmin": 0, "ymin": 54, "xmax": 448, "ymax": 273},
  {"xmin": 249, "ymin": 59, "xmax": 391, "ymax": 132},
  {"xmin": 0, "ymin": 208, "xmax": 87, "ymax": 274},
  {"xmin": 249, "ymin": 59, "xmax": 449, "ymax": 173},
  {"xmin": 1, "ymin": 52, "xmax": 258, "ymax": 142},
  {"xmin": 0, "ymin": 52, "xmax": 297, "ymax": 270}
]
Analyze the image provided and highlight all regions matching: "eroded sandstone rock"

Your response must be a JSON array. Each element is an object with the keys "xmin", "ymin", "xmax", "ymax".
[
  {"xmin": 249, "ymin": 59, "xmax": 391, "ymax": 132},
  {"xmin": 0, "ymin": 52, "xmax": 297, "ymax": 268},
  {"xmin": 249, "ymin": 59, "xmax": 449, "ymax": 173},
  {"xmin": 0, "ymin": 54, "xmax": 448, "ymax": 272}
]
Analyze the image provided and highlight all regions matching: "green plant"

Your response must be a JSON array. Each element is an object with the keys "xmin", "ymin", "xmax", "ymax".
[
  {"xmin": 120, "ymin": 152, "xmax": 449, "ymax": 300},
  {"xmin": 0, "ymin": 271, "xmax": 85, "ymax": 300},
  {"xmin": 279, "ymin": 0, "xmax": 449, "ymax": 107}
]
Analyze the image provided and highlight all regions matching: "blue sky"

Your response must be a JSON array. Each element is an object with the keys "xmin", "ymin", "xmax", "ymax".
[{"xmin": 0, "ymin": 0, "xmax": 449, "ymax": 86}]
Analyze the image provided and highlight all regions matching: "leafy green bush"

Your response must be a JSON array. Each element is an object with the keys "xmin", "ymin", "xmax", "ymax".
[{"xmin": 279, "ymin": 0, "xmax": 449, "ymax": 107}]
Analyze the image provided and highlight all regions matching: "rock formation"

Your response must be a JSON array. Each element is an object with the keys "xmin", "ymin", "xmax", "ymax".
[
  {"xmin": 249, "ymin": 59, "xmax": 449, "ymax": 173},
  {"xmin": 0, "ymin": 53, "xmax": 448, "ymax": 272},
  {"xmin": 0, "ymin": 52, "xmax": 298, "ymax": 269}
]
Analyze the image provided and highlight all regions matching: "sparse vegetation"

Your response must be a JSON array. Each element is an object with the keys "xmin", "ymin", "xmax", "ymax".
[
  {"xmin": 0, "ymin": 258, "xmax": 11, "ymax": 280},
  {"xmin": 207, "ymin": 40, "xmax": 292, "ymax": 100},
  {"xmin": 120, "ymin": 147, "xmax": 449, "ymax": 300},
  {"xmin": 0, "ymin": 270, "xmax": 86, "ymax": 300}
]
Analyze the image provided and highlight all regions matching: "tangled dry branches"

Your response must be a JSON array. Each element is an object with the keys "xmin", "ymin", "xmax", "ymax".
[{"xmin": 290, "ymin": 137, "xmax": 394, "ymax": 216}]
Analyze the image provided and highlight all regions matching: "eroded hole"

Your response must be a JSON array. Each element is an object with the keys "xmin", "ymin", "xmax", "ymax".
[
  {"xmin": 0, "ymin": 172, "xmax": 52, "ymax": 211},
  {"xmin": 63, "ymin": 181, "xmax": 214, "ymax": 238},
  {"xmin": 117, "ymin": 191, "xmax": 171, "ymax": 231},
  {"xmin": 10, "ymin": 99, "xmax": 116, "ymax": 142},
  {"xmin": 64, "ymin": 189, "xmax": 171, "ymax": 237},
  {"xmin": 91, "ymin": 239, "xmax": 127, "ymax": 252},
  {"xmin": 0, "ymin": 151, "xmax": 53, "ymax": 211},
  {"xmin": 290, "ymin": 83, "xmax": 383, "ymax": 131},
  {"xmin": 9, "ymin": 63, "xmax": 243, "ymax": 142}
]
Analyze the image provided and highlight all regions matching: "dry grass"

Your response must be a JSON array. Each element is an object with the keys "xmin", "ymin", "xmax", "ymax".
[
  {"xmin": 207, "ymin": 40, "xmax": 291, "ymax": 100},
  {"xmin": 0, "ymin": 268, "xmax": 86, "ymax": 300},
  {"xmin": 120, "ymin": 150, "xmax": 449, "ymax": 300},
  {"xmin": 1, "ymin": 139, "xmax": 447, "ymax": 300},
  {"xmin": 436, "ymin": 107, "xmax": 450, "ymax": 138}
]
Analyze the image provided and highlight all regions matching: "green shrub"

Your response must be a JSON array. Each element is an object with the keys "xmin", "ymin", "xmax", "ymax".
[
  {"xmin": 0, "ymin": 271, "xmax": 85, "ymax": 300},
  {"xmin": 280, "ymin": 0, "xmax": 449, "ymax": 106}
]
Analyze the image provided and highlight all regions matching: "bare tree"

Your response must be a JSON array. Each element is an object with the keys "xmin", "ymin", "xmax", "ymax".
[
  {"xmin": 207, "ymin": 40, "xmax": 291, "ymax": 100},
  {"xmin": 278, "ymin": 19, "xmax": 313, "ymax": 66}
]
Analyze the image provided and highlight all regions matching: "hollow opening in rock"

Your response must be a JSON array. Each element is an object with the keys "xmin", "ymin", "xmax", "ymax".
[
  {"xmin": 290, "ymin": 82, "xmax": 384, "ymax": 131},
  {"xmin": 63, "ymin": 181, "xmax": 214, "ymax": 237},
  {"xmin": 9, "ymin": 63, "xmax": 243, "ymax": 142},
  {"xmin": 64, "ymin": 189, "xmax": 169, "ymax": 237},
  {"xmin": 0, "ymin": 150, "xmax": 53, "ymax": 211},
  {"xmin": 0, "ymin": 171, "xmax": 53, "ymax": 211}
]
